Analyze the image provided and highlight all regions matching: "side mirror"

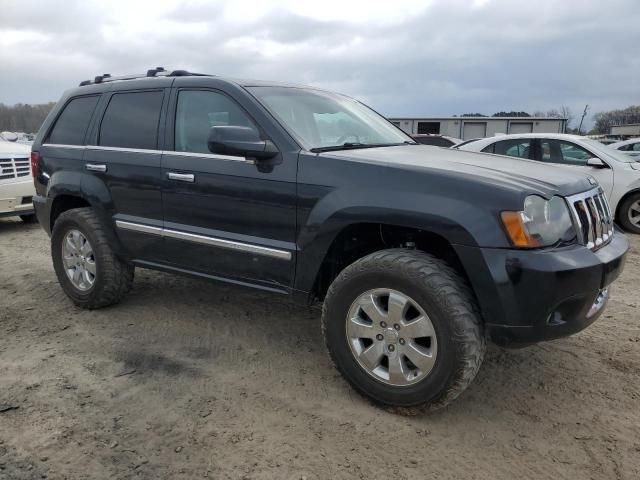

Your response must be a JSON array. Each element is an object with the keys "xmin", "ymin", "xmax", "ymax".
[
  {"xmin": 208, "ymin": 126, "xmax": 278, "ymax": 160},
  {"xmin": 587, "ymin": 157, "xmax": 606, "ymax": 168}
]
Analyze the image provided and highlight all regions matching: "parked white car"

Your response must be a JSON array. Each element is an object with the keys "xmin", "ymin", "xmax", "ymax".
[
  {"xmin": 609, "ymin": 138, "xmax": 640, "ymax": 159},
  {"xmin": 456, "ymin": 133, "xmax": 640, "ymax": 233},
  {"xmin": 0, "ymin": 139, "xmax": 36, "ymax": 222}
]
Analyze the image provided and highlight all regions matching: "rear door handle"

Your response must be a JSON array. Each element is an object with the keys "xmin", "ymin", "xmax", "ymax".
[
  {"xmin": 85, "ymin": 163, "xmax": 107, "ymax": 173},
  {"xmin": 167, "ymin": 172, "xmax": 195, "ymax": 183}
]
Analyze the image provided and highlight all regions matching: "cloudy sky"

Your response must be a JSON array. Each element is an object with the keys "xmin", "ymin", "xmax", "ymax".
[{"xmin": 1, "ymin": 0, "xmax": 639, "ymax": 127}]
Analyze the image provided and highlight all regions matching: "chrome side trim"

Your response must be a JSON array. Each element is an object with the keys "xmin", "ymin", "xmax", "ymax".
[
  {"xmin": 42, "ymin": 143, "xmax": 85, "ymax": 150},
  {"xmin": 163, "ymin": 229, "xmax": 291, "ymax": 260},
  {"xmin": 115, "ymin": 220, "xmax": 291, "ymax": 260},
  {"xmin": 44, "ymin": 143, "xmax": 251, "ymax": 163},
  {"xmin": 115, "ymin": 220, "xmax": 163, "ymax": 236}
]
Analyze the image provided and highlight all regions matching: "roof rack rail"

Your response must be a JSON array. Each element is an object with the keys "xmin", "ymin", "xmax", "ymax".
[{"xmin": 78, "ymin": 68, "xmax": 210, "ymax": 86}]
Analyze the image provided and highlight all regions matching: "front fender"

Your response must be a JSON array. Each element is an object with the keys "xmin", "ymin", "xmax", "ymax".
[{"xmin": 294, "ymin": 187, "xmax": 507, "ymax": 293}]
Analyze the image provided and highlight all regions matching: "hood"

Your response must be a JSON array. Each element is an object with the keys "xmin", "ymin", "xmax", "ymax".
[
  {"xmin": 324, "ymin": 145, "xmax": 594, "ymax": 198},
  {"xmin": 0, "ymin": 140, "xmax": 31, "ymax": 157}
]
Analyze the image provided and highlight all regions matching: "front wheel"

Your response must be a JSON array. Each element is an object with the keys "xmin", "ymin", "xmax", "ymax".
[
  {"xmin": 618, "ymin": 193, "xmax": 640, "ymax": 234},
  {"xmin": 322, "ymin": 249, "xmax": 485, "ymax": 411},
  {"xmin": 51, "ymin": 207, "xmax": 134, "ymax": 309}
]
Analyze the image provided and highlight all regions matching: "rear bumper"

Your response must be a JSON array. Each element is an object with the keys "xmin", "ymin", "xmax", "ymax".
[
  {"xmin": 0, "ymin": 178, "xmax": 36, "ymax": 218},
  {"xmin": 455, "ymin": 233, "xmax": 629, "ymax": 347},
  {"xmin": 33, "ymin": 194, "xmax": 51, "ymax": 235}
]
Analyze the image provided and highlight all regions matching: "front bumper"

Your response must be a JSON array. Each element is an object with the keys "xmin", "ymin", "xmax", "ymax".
[
  {"xmin": 0, "ymin": 178, "xmax": 36, "ymax": 218},
  {"xmin": 455, "ymin": 233, "xmax": 629, "ymax": 347}
]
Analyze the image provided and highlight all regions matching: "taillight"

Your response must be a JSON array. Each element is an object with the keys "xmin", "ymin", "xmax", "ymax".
[{"xmin": 30, "ymin": 151, "xmax": 40, "ymax": 179}]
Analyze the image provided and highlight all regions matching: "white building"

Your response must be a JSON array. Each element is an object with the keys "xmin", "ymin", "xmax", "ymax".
[
  {"xmin": 609, "ymin": 124, "xmax": 640, "ymax": 137},
  {"xmin": 388, "ymin": 116, "xmax": 567, "ymax": 140}
]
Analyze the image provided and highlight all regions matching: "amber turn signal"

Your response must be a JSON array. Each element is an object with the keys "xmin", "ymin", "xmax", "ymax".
[{"xmin": 500, "ymin": 211, "xmax": 540, "ymax": 248}]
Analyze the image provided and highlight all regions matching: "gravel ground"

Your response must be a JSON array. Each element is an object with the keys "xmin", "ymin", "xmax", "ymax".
[{"xmin": 0, "ymin": 218, "xmax": 639, "ymax": 480}]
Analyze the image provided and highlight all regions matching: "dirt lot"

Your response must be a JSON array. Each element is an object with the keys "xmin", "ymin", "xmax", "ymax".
[{"xmin": 0, "ymin": 218, "xmax": 639, "ymax": 480}]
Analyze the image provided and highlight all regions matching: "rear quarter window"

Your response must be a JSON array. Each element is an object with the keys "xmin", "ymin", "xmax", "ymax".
[{"xmin": 47, "ymin": 96, "xmax": 100, "ymax": 145}]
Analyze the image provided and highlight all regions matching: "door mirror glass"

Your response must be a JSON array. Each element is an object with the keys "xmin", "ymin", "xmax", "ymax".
[
  {"xmin": 208, "ymin": 126, "xmax": 278, "ymax": 159},
  {"xmin": 587, "ymin": 157, "xmax": 606, "ymax": 168}
]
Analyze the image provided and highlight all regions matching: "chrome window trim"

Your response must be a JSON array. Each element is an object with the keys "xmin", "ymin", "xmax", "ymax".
[
  {"xmin": 43, "ymin": 143, "xmax": 250, "ymax": 163},
  {"xmin": 87, "ymin": 145, "xmax": 159, "ymax": 155},
  {"xmin": 115, "ymin": 220, "xmax": 291, "ymax": 260},
  {"xmin": 162, "ymin": 150, "xmax": 250, "ymax": 163}
]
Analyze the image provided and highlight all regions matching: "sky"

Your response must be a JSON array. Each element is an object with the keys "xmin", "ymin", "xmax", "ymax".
[{"xmin": 1, "ymin": 0, "xmax": 639, "ymax": 128}]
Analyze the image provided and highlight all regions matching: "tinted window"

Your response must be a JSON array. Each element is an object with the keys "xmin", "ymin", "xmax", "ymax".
[
  {"xmin": 99, "ymin": 91, "xmax": 164, "ymax": 149},
  {"xmin": 633, "ymin": 143, "xmax": 640, "ymax": 152},
  {"xmin": 486, "ymin": 139, "xmax": 532, "ymax": 159},
  {"xmin": 414, "ymin": 136, "xmax": 454, "ymax": 147},
  {"xmin": 175, "ymin": 90, "xmax": 258, "ymax": 154},
  {"xmin": 48, "ymin": 96, "xmax": 99, "ymax": 145},
  {"xmin": 540, "ymin": 139, "xmax": 592, "ymax": 165}
]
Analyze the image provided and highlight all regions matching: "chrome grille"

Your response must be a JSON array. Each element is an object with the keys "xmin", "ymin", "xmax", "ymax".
[
  {"xmin": 0, "ymin": 157, "xmax": 30, "ymax": 181},
  {"xmin": 566, "ymin": 187, "xmax": 614, "ymax": 250}
]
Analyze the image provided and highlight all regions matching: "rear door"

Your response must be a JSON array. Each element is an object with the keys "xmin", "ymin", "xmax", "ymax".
[
  {"xmin": 160, "ymin": 84, "xmax": 298, "ymax": 290},
  {"xmin": 536, "ymin": 138, "xmax": 614, "ymax": 197},
  {"xmin": 84, "ymin": 87, "xmax": 169, "ymax": 261}
]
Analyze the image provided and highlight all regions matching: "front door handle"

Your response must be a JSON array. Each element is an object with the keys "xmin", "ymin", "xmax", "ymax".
[
  {"xmin": 167, "ymin": 172, "xmax": 195, "ymax": 183},
  {"xmin": 85, "ymin": 163, "xmax": 107, "ymax": 173}
]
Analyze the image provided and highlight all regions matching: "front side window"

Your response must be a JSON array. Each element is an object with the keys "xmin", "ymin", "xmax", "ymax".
[
  {"xmin": 484, "ymin": 139, "xmax": 532, "ymax": 159},
  {"xmin": 175, "ymin": 90, "xmax": 258, "ymax": 154},
  {"xmin": 248, "ymin": 86, "xmax": 413, "ymax": 151},
  {"xmin": 48, "ymin": 96, "xmax": 100, "ymax": 145},
  {"xmin": 99, "ymin": 91, "xmax": 164, "ymax": 150},
  {"xmin": 540, "ymin": 139, "xmax": 592, "ymax": 165},
  {"xmin": 633, "ymin": 143, "xmax": 640, "ymax": 152}
]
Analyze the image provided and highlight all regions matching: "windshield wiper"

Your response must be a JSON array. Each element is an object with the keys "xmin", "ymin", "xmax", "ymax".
[{"xmin": 310, "ymin": 142, "xmax": 411, "ymax": 153}]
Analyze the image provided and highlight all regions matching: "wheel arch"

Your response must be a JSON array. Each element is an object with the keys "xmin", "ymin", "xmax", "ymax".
[
  {"xmin": 614, "ymin": 188, "xmax": 640, "ymax": 223},
  {"xmin": 302, "ymin": 220, "xmax": 475, "ymax": 304}
]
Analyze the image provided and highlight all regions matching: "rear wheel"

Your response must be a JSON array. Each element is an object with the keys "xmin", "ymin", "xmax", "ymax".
[
  {"xmin": 51, "ymin": 208, "xmax": 134, "ymax": 309},
  {"xmin": 322, "ymin": 249, "xmax": 485, "ymax": 411},
  {"xmin": 618, "ymin": 193, "xmax": 640, "ymax": 234}
]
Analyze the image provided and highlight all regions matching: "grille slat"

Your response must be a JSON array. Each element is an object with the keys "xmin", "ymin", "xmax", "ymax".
[
  {"xmin": 567, "ymin": 188, "xmax": 613, "ymax": 251},
  {"xmin": 0, "ymin": 157, "xmax": 30, "ymax": 182}
]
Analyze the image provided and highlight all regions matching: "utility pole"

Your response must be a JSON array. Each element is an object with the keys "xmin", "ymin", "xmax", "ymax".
[{"xmin": 578, "ymin": 104, "xmax": 589, "ymax": 135}]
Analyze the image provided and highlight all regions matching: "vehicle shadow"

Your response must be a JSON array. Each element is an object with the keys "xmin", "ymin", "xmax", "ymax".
[
  {"xmin": 103, "ymin": 269, "xmax": 592, "ymax": 417},
  {"xmin": 0, "ymin": 218, "xmax": 40, "ymax": 234}
]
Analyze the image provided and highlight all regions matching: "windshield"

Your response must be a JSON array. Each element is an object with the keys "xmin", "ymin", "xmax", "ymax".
[
  {"xmin": 248, "ymin": 86, "xmax": 414, "ymax": 151},
  {"xmin": 581, "ymin": 137, "xmax": 635, "ymax": 163}
]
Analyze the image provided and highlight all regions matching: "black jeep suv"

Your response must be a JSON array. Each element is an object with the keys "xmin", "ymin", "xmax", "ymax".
[{"xmin": 31, "ymin": 68, "xmax": 628, "ymax": 410}]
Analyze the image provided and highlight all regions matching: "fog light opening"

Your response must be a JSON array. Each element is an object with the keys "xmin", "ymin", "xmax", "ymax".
[{"xmin": 587, "ymin": 288, "xmax": 609, "ymax": 319}]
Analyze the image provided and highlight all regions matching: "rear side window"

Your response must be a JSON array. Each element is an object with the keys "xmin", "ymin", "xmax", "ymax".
[
  {"xmin": 48, "ymin": 96, "xmax": 100, "ymax": 145},
  {"xmin": 484, "ymin": 139, "xmax": 532, "ymax": 159},
  {"xmin": 99, "ymin": 91, "xmax": 164, "ymax": 150}
]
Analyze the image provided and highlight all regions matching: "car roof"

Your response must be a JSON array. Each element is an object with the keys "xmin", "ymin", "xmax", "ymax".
[{"xmin": 609, "ymin": 138, "xmax": 640, "ymax": 148}]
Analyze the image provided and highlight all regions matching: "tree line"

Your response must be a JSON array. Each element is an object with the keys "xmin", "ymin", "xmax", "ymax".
[
  {"xmin": 0, "ymin": 102, "xmax": 56, "ymax": 133},
  {"xmin": 1, "ymin": 101, "xmax": 638, "ymax": 136}
]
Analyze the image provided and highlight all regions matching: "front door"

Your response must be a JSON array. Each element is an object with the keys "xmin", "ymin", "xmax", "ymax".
[
  {"xmin": 536, "ymin": 138, "xmax": 614, "ymax": 197},
  {"xmin": 160, "ymin": 87, "xmax": 297, "ymax": 291}
]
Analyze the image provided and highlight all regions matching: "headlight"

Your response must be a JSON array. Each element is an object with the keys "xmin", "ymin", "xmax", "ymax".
[{"xmin": 501, "ymin": 195, "xmax": 575, "ymax": 248}]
